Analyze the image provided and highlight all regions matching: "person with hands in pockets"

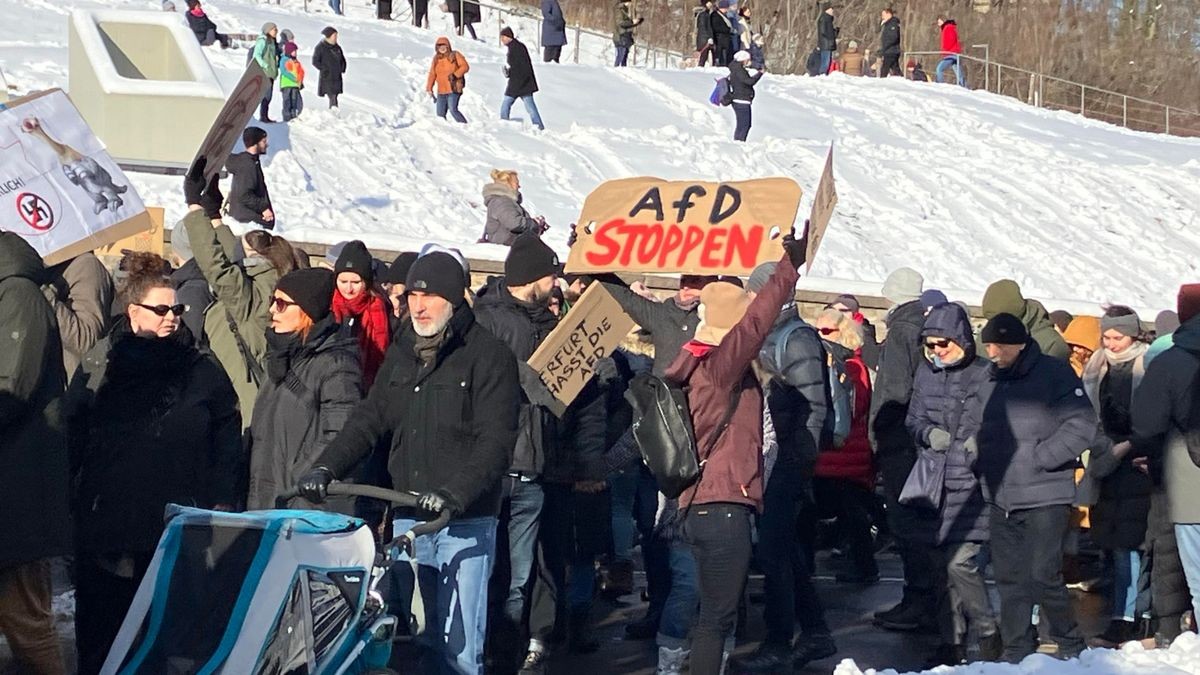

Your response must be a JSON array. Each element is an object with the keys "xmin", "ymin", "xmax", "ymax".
[{"xmin": 426, "ymin": 36, "xmax": 470, "ymax": 124}]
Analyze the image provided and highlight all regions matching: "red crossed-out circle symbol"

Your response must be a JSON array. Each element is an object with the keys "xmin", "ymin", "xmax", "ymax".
[{"xmin": 16, "ymin": 192, "xmax": 55, "ymax": 232}]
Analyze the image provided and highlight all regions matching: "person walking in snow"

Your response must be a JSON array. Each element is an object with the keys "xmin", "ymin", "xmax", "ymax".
[
  {"xmin": 878, "ymin": 7, "xmax": 901, "ymax": 78},
  {"xmin": 499, "ymin": 27, "xmax": 545, "ymax": 131},
  {"xmin": 816, "ymin": 1, "xmax": 838, "ymax": 75},
  {"xmin": 184, "ymin": 0, "xmax": 230, "ymax": 48},
  {"xmin": 280, "ymin": 42, "xmax": 305, "ymax": 122},
  {"xmin": 253, "ymin": 23, "xmax": 280, "ymax": 122},
  {"xmin": 936, "ymin": 16, "xmax": 965, "ymax": 86},
  {"xmin": 426, "ymin": 36, "xmax": 470, "ymax": 123},
  {"xmin": 612, "ymin": 0, "xmax": 644, "ymax": 67},
  {"xmin": 313, "ymin": 27, "xmax": 346, "ymax": 109},
  {"xmin": 728, "ymin": 49, "xmax": 762, "ymax": 142},
  {"xmin": 694, "ymin": 0, "xmax": 714, "ymax": 66},
  {"xmin": 541, "ymin": 0, "xmax": 567, "ymax": 63}
]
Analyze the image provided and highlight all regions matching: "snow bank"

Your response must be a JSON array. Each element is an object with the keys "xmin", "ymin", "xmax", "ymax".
[
  {"xmin": 5, "ymin": 0, "xmax": 1199, "ymax": 311},
  {"xmin": 834, "ymin": 632, "xmax": 1200, "ymax": 675}
]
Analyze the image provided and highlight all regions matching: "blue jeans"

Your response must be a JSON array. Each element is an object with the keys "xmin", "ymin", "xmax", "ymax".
[
  {"xmin": 436, "ymin": 93, "xmax": 467, "ymax": 123},
  {"xmin": 732, "ymin": 102, "xmax": 751, "ymax": 141},
  {"xmin": 615, "ymin": 45, "xmax": 630, "ymax": 67},
  {"xmin": 281, "ymin": 88, "xmax": 303, "ymax": 121},
  {"xmin": 819, "ymin": 49, "xmax": 833, "ymax": 75},
  {"xmin": 391, "ymin": 516, "xmax": 497, "ymax": 675},
  {"xmin": 1174, "ymin": 524, "xmax": 1200, "ymax": 618},
  {"xmin": 609, "ymin": 467, "xmax": 639, "ymax": 562},
  {"xmin": 1112, "ymin": 548, "xmax": 1142, "ymax": 621},
  {"xmin": 499, "ymin": 95, "xmax": 544, "ymax": 130},
  {"xmin": 657, "ymin": 541, "xmax": 699, "ymax": 648},
  {"xmin": 936, "ymin": 55, "xmax": 964, "ymax": 86},
  {"xmin": 329, "ymin": 0, "xmax": 342, "ymax": 13},
  {"xmin": 502, "ymin": 478, "xmax": 544, "ymax": 624}
]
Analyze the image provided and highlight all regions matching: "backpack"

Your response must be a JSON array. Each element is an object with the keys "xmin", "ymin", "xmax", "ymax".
[
  {"xmin": 625, "ymin": 370, "xmax": 742, "ymax": 500},
  {"xmin": 805, "ymin": 48, "xmax": 822, "ymax": 76},
  {"xmin": 821, "ymin": 342, "xmax": 854, "ymax": 448},
  {"xmin": 710, "ymin": 76, "xmax": 733, "ymax": 106}
]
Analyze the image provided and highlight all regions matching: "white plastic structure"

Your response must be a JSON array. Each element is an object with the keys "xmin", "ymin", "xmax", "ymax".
[{"xmin": 68, "ymin": 9, "xmax": 226, "ymax": 167}]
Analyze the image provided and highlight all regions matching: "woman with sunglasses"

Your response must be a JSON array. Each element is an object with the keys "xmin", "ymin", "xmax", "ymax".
[
  {"xmin": 66, "ymin": 252, "xmax": 241, "ymax": 675},
  {"xmin": 905, "ymin": 302, "xmax": 999, "ymax": 665},
  {"xmin": 812, "ymin": 307, "xmax": 878, "ymax": 584},
  {"xmin": 246, "ymin": 268, "xmax": 363, "ymax": 511}
]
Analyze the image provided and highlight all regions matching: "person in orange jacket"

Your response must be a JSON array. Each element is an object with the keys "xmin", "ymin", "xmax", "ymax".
[{"xmin": 425, "ymin": 36, "xmax": 470, "ymax": 124}]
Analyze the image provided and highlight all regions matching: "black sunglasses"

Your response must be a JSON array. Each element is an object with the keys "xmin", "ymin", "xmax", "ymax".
[
  {"xmin": 135, "ymin": 303, "xmax": 186, "ymax": 317},
  {"xmin": 270, "ymin": 295, "xmax": 300, "ymax": 313},
  {"xmin": 924, "ymin": 338, "xmax": 952, "ymax": 349},
  {"xmin": 818, "ymin": 327, "xmax": 840, "ymax": 335}
]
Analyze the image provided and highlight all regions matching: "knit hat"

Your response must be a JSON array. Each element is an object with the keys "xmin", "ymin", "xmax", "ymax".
[
  {"xmin": 321, "ymin": 26, "xmax": 338, "ymax": 38},
  {"xmin": 283, "ymin": 42, "xmax": 298, "ymax": 56},
  {"xmin": 262, "ymin": 21, "xmax": 277, "ymax": 34},
  {"xmin": 1100, "ymin": 311, "xmax": 1141, "ymax": 339},
  {"xmin": 243, "ymin": 126, "xmax": 267, "ymax": 148},
  {"xmin": 171, "ymin": 219, "xmax": 193, "ymax": 262},
  {"xmin": 981, "ymin": 313, "xmax": 1028, "ymax": 345},
  {"xmin": 695, "ymin": 281, "xmax": 750, "ymax": 345},
  {"xmin": 407, "ymin": 251, "xmax": 467, "ymax": 307},
  {"xmin": 920, "ymin": 289, "xmax": 948, "ymax": 310},
  {"xmin": 747, "ymin": 262, "xmax": 775, "ymax": 293},
  {"xmin": 1062, "ymin": 316, "xmax": 1101, "ymax": 352},
  {"xmin": 505, "ymin": 234, "xmax": 559, "ymax": 287},
  {"xmin": 830, "ymin": 294, "xmax": 860, "ymax": 313},
  {"xmin": 1155, "ymin": 310, "xmax": 1180, "ymax": 337},
  {"xmin": 1048, "ymin": 310, "xmax": 1073, "ymax": 333},
  {"xmin": 881, "ymin": 267, "xmax": 923, "ymax": 305},
  {"xmin": 981, "ymin": 279, "xmax": 1025, "ymax": 319},
  {"xmin": 1178, "ymin": 284, "xmax": 1200, "ymax": 324},
  {"xmin": 276, "ymin": 268, "xmax": 335, "ymax": 322},
  {"xmin": 334, "ymin": 240, "xmax": 374, "ymax": 283},
  {"xmin": 383, "ymin": 251, "xmax": 419, "ymax": 286},
  {"xmin": 733, "ymin": 49, "xmax": 751, "ymax": 63},
  {"xmin": 500, "ymin": 26, "xmax": 515, "ymax": 39},
  {"xmin": 281, "ymin": 28, "xmax": 295, "ymax": 42}
]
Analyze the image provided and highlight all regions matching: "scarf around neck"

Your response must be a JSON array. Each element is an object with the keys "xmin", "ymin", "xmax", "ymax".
[
  {"xmin": 1081, "ymin": 341, "xmax": 1148, "ymax": 412},
  {"xmin": 332, "ymin": 290, "xmax": 391, "ymax": 389}
]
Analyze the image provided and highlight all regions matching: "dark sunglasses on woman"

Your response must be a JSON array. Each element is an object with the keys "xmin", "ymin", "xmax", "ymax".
[
  {"xmin": 136, "ymin": 303, "xmax": 187, "ymax": 317},
  {"xmin": 924, "ymin": 338, "xmax": 951, "ymax": 349},
  {"xmin": 270, "ymin": 295, "xmax": 300, "ymax": 313}
]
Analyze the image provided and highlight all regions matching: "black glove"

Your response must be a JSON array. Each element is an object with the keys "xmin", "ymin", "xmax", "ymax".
[
  {"xmin": 183, "ymin": 157, "xmax": 207, "ymax": 206},
  {"xmin": 781, "ymin": 222, "xmax": 808, "ymax": 268},
  {"xmin": 297, "ymin": 466, "xmax": 335, "ymax": 504},
  {"xmin": 184, "ymin": 157, "xmax": 224, "ymax": 219}
]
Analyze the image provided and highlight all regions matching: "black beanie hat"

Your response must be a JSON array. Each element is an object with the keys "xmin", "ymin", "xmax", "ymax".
[
  {"xmin": 243, "ymin": 126, "xmax": 267, "ymax": 148},
  {"xmin": 407, "ymin": 252, "xmax": 467, "ymax": 306},
  {"xmin": 981, "ymin": 312, "xmax": 1029, "ymax": 345},
  {"xmin": 500, "ymin": 27, "xmax": 515, "ymax": 39},
  {"xmin": 383, "ymin": 251, "xmax": 419, "ymax": 285},
  {"xmin": 275, "ymin": 268, "xmax": 336, "ymax": 322},
  {"xmin": 505, "ymin": 234, "xmax": 559, "ymax": 287},
  {"xmin": 322, "ymin": 26, "xmax": 338, "ymax": 38},
  {"xmin": 334, "ymin": 240, "xmax": 374, "ymax": 284}
]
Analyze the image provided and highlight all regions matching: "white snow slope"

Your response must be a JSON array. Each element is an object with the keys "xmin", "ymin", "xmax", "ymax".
[{"xmin": 4, "ymin": 0, "xmax": 1200, "ymax": 312}]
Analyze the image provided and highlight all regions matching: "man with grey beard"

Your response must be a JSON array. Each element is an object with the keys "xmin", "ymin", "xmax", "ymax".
[{"xmin": 300, "ymin": 249, "xmax": 520, "ymax": 674}]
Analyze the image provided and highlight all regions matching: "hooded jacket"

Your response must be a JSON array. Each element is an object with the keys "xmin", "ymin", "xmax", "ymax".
[
  {"xmin": 905, "ymin": 303, "xmax": 991, "ymax": 544},
  {"xmin": 42, "ymin": 253, "xmax": 114, "ymax": 380},
  {"xmin": 870, "ymin": 299, "xmax": 926, "ymax": 457},
  {"xmin": 0, "ymin": 233, "xmax": 71, "ymax": 566},
  {"xmin": 253, "ymin": 33, "xmax": 280, "ymax": 79},
  {"xmin": 613, "ymin": 1, "xmax": 640, "ymax": 47},
  {"xmin": 481, "ymin": 182, "xmax": 538, "ymax": 245},
  {"xmin": 974, "ymin": 340, "xmax": 1095, "ymax": 513},
  {"xmin": 1062, "ymin": 315, "xmax": 1100, "ymax": 377},
  {"xmin": 426, "ymin": 37, "xmax": 470, "ymax": 95},
  {"xmin": 981, "ymin": 280, "xmax": 1070, "ymax": 360}
]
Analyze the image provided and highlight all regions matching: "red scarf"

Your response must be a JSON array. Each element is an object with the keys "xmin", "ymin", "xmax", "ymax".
[{"xmin": 332, "ymin": 290, "xmax": 391, "ymax": 389}]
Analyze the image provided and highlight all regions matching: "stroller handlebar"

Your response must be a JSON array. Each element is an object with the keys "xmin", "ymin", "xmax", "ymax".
[{"xmin": 273, "ymin": 482, "xmax": 451, "ymax": 537}]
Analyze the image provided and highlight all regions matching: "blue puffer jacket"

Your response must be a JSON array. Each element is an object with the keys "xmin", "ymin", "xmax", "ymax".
[
  {"xmin": 975, "ymin": 339, "xmax": 1095, "ymax": 513},
  {"xmin": 905, "ymin": 304, "xmax": 991, "ymax": 545}
]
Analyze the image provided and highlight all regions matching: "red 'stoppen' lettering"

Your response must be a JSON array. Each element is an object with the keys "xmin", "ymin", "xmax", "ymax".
[{"xmin": 584, "ymin": 219, "xmax": 764, "ymax": 270}]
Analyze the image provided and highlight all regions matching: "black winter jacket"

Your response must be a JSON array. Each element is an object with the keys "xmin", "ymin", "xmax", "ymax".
[
  {"xmin": 68, "ymin": 320, "xmax": 241, "ymax": 554},
  {"xmin": 225, "ymin": 151, "xmax": 273, "ymax": 226},
  {"xmin": 317, "ymin": 304, "xmax": 520, "ymax": 519},
  {"xmin": 171, "ymin": 258, "xmax": 214, "ymax": 350},
  {"xmin": 728, "ymin": 60, "xmax": 762, "ymax": 103},
  {"xmin": 817, "ymin": 12, "xmax": 838, "ymax": 51},
  {"xmin": 694, "ymin": 6, "xmax": 713, "ymax": 49},
  {"xmin": 0, "ymin": 233, "xmax": 70, "ymax": 567},
  {"xmin": 543, "ymin": 377, "xmax": 607, "ymax": 484},
  {"xmin": 880, "ymin": 16, "xmax": 901, "ymax": 56},
  {"xmin": 247, "ymin": 319, "xmax": 362, "ymax": 511},
  {"xmin": 710, "ymin": 10, "xmax": 733, "ymax": 40},
  {"xmin": 312, "ymin": 40, "xmax": 346, "ymax": 98},
  {"xmin": 603, "ymin": 282, "xmax": 698, "ymax": 376},
  {"xmin": 974, "ymin": 340, "xmax": 1095, "ymax": 513},
  {"xmin": 870, "ymin": 300, "xmax": 925, "ymax": 457},
  {"xmin": 186, "ymin": 10, "xmax": 218, "ymax": 41},
  {"xmin": 1087, "ymin": 360, "xmax": 1152, "ymax": 549},
  {"xmin": 504, "ymin": 38, "xmax": 539, "ymax": 98}
]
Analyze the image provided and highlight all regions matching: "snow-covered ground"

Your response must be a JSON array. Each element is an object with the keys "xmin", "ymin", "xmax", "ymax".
[{"xmin": 4, "ymin": 0, "xmax": 1199, "ymax": 314}]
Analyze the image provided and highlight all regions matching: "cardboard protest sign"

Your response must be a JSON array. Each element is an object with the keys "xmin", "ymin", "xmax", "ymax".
[
  {"xmin": 0, "ymin": 88, "xmax": 150, "ymax": 266},
  {"xmin": 95, "ymin": 206, "xmax": 164, "ymax": 260},
  {"xmin": 192, "ymin": 60, "xmax": 269, "ymax": 183},
  {"xmin": 564, "ymin": 177, "xmax": 802, "ymax": 276},
  {"xmin": 528, "ymin": 283, "xmax": 637, "ymax": 409},
  {"xmin": 806, "ymin": 146, "xmax": 837, "ymax": 273}
]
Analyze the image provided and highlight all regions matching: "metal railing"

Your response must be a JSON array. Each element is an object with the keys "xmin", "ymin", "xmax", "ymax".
[{"xmin": 905, "ymin": 50, "xmax": 1200, "ymax": 137}]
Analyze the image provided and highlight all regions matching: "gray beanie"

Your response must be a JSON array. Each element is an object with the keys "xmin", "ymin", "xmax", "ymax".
[
  {"xmin": 262, "ymin": 21, "xmax": 277, "ymax": 35},
  {"xmin": 881, "ymin": 267, "xmax": 924, "ymax": 305},
  {"xmin": 1155, "ymin": 310, "xmax": 1180, "ymax": 336},
  {"xmin": 1101, "ymin": 312, "xmax": 1142, "ymax": 339},
  {"xmin": 281, "ymin": 28, "xmax": 295, "ymax": 42},
  {"xmin": 324, "ymin": 241, "xmax": 349, "ymax": 268},
  {"xmin": 747, "ymin": 262, "xmax": 776, "ymax": 293},
  {"xmin": 171, "ymin": 220, "xmax": 193, "ymax": 262}
]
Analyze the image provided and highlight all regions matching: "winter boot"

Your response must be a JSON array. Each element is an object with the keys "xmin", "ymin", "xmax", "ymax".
[
  {"xmin": 600, "ymin": 559, "xmax": 635, "ymax": 600},
  {"xmin": 1087, "ymin": 619, "xmax": 1135, "ymax": 648},
  {"xmin": 979, "ymin": 631, "xmax": 1003, "ymax": 661},
  {"xmin": 874, "ymin": 596, "xmax": 932, "ymax": 632},
  {"xmin": 792, "ymin": 633, "xmax": 837, "ymax": 668},
  {"xmin": 733, "ymin": 642, "xmax": 792, "ymax": 672},
  {"xmin": 656, "ymin": 646, "xmax": 688, "ymax": 675}
]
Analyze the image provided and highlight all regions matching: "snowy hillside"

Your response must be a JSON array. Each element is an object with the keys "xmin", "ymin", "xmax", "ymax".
[{"xmin": 4, "ymin": 0, "xmax": 1200, "ymax": 311}]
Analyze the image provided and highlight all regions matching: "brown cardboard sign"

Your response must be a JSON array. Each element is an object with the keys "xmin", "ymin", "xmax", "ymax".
[
  {"xmin": 95, "ymin": 206, "xmax": 164, "ymax": 259},
  {"xmin": 192, "ymin": 60, "xmax": 269, "ymax": 182},
  {"xmin": 564, "ymin": 177, "xmax": 802, "ymax": 276},
  {"xmin": 806, "ymin": 146, "xmax": 837, "ymax": 273},
  {"xmin": 528, "ymin": 283, "xmax": 637, "ymax": 408}
]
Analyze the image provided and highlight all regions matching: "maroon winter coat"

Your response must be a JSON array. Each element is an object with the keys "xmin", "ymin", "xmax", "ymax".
[
  {"xmin": 814, "ymin": 349, "xmax": 874, "ymax": 490},
  {"xmin": 665, "ymin": 254, "xmax": 800, "ymax": 512}
]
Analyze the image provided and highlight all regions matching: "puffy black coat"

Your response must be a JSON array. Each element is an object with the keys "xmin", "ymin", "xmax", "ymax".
[
  {"xmin": 504, "ymin": 38, "xmax": 539, "ymax": 98},
  {"xmin": 710, "ymin": 9, "xmax": 733, "ymax": 39},
  {"xmin": 759, "ymin": 308, "xmax": 829, "ymax": 468},
  {"xmin": 317, "ymin": 304, "xmax": 520, "ymax": 519},
  {"xmin": 0, "ymin": 233, "xmax": 70, "ymax": 567},
  {"xmin": 694, "ymin": 6, "xmax": 713, "ymax": 49},
  {"xmin": 312, "ymin": 40, "xmax": 346, "ymax": 98},
  {"xmin": 1087, "ymin": 360, "xmax": 1152, "ymax": 550},
  {"xmin": 603, "ymin": 282, "xmax": 698, "ymax": 376},
  {"xmin": 67, "ymin": 320, "xmax": 241, "ymax": 554},
  {"xmin": 186, "ymin": 10, "xmax": 218, "ymax": 41},
  {"xmin": 817, "ymin": 12, "xmax": 838, "ymax": 51},
  {"xmin": 870, "ymin": 299, "xmax": 925, "ymax": 457},
  {"xmin": 225, "ymin": 151, "xmax": 272, "ymax": 225},
  {"xmin": 1145, "ymin": 490, "xmax": 1190, "ymax": 633},
  {"xmin": 905, "ymin": 304, "xmax": 990, "ymax": 545},
  {"xmin": 247, "ymin": 319, "xmax": 362, "ymax": 511},
  {"xmin": 543, "ymin": 377, "xmax": 607, "ymax": 484},
  {"xmin": 473, "ymin": 277, "xmax": 560, "ymax": 476},
  {"xmin": 728, "ymin": 60, "xmax": 762, "ymax": 102},
  {"xmin": 880, "ymin": 16, "xmax": 901, "ymax": 56},
  {"xmin": 859, "ymin": 316, "xmax": 880, "ymax": 370},
  {"xmin": 975, "ymin": 340, "xmax": 1095, "ymax": 513}
]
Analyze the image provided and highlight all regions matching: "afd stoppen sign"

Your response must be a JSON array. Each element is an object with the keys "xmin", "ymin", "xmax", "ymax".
[{"xmin": 564, "ymin": 177, "xmax": 802, "ymax": 276}]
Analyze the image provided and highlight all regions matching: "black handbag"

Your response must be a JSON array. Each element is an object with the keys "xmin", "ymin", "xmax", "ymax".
[{"xmin": 899, "ymin": 447, "xmax": 947, "ymax": 510}]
